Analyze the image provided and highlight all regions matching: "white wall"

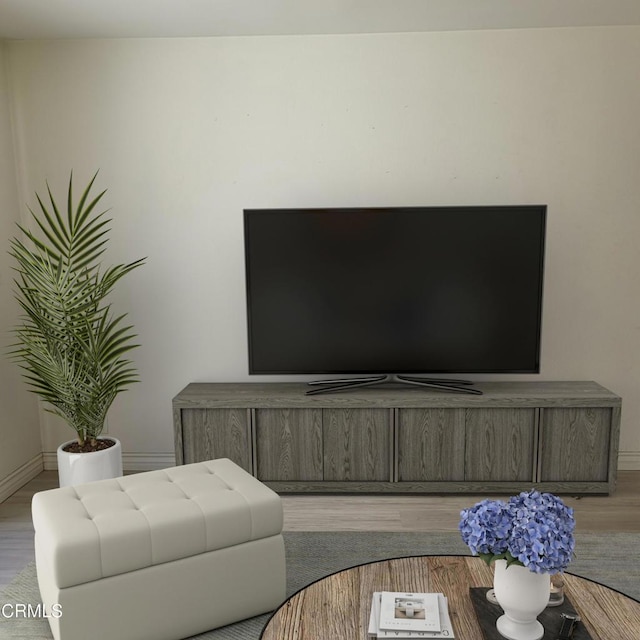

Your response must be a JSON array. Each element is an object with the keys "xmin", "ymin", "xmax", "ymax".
[
  {"xmin": 6, "ymin": 26, "xmax": 640, "ymax": 468},
  {"xmin": 0, "ymin": 41, "xmax": 42, "ymax": 492}
]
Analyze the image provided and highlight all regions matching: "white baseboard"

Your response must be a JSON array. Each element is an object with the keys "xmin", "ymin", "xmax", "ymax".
[
  {"xmin": 122, "ymin": 452, "xmax": 177, "ymax": 471},
  {"xmin": 0, "ymin": 453, "xmax": 44, "ymax": 503},
  {"xmin": 617, "ymin": 451, "xmax": 640, "ymax": 471},
  {"xmin": 43, "ymin": 451, "xmax": 176, "ymax": 472},
  {"xmin": 42, "ymin": 452, "xmax": 56, "ymax": 470}
]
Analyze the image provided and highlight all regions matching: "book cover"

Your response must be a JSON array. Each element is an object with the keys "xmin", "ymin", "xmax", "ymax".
[
  {"xmin": 368, "ymin": 592, "xmax": 455, "ymax": 639},
  {"xmin": 379, "ymin": 592, "xmax": 441, "ymax": 632}
]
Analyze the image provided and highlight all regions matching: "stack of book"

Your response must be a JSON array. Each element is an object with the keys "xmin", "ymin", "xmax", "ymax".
[{"xmin": 368, "ymin": 591, "xmax": 455, "ymax": 638}]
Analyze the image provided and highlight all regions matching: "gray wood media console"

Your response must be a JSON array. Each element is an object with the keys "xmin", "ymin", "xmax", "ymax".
[{"xmin": 172, "ymin": 381, "xmax": 621, "ymax": 494}]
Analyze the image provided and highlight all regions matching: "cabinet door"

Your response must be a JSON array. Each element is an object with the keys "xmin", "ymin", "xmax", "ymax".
[
  {"xmin": 180, "ymin": 408, "xmax": 252, "ymax": 471},
  {"xmin": 539, "ymin": 408, "xmax": 611, "ymax": 482},
  {"xmin": 255, "ymin": 409, "xmax": 323, "ymax": 481},
  {"xmin": 397, "ymin": 409, "xmax": 466, "ymax": 481},
  {"xmin": 323, "ymin": 409, "xmax": 391, "ymax": 481},
  {"xmin": 465, "ymin": 408, "xmax": 536, "ymax": 482}
]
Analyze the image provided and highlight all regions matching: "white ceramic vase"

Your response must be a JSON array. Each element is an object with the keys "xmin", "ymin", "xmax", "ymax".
[
  {"xmin": 492, "ymin": 559, "xmax": 550, "ymax": 640},
  {"xmin": 56, "ymin": 436, "xmax": 123, "ymax": 487}
]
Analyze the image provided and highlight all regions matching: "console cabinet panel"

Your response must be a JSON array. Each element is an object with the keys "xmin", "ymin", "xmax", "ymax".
[
  {"xmin": 464, "ymin": 408, "xmax": 536, "ymax": 482},
  {"xmin": 255, "ymin": 409, "xmax": 323, "ymax": 481},
  {"xmin": 397, "ymin": 409, "xmax": 466, "ymax": 481},
  {"xmin": 323, "ymin": 409, "xmax": 390, "ymax": 481},
  {"xmin": 172, "ymin": 381, "xmax": 622, "ymax": 494},
  {"xmin": 539, "ymin": 408, "xmax": 611, "ymax": 482},
  {"xmin": 180, "ymin": 408, "xmax": 251, "ymax": 472}
]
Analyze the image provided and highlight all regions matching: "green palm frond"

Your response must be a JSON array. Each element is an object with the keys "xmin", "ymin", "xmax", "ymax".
[{"xmin": 9, "ymin": 172, "xmax": 145, "ymax": 445}]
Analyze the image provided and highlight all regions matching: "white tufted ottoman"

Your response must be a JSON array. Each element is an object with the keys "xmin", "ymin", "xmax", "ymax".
[{"xmin": 31, "ymin": 458, "xmax": 286, "ymax": 640}]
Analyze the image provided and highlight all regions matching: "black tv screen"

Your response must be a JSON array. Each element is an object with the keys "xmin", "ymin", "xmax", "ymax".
[{"xmin": 244, "ymin": 206, "xmax": 546, "ymax": 375}]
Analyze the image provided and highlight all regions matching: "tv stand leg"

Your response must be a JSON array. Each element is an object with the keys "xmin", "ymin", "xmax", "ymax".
[
  {"xmin": 307, "ymin": 375, "xmax": 387, "ymax": 387},
  {"xmin": 305, "ymin": 375, "xmax": 388, "ymax": 396},
  {"xmin": 400, "ymin": 376, "xmax": 474, "ymax": 386},
  {"xmin": 395, "ymin": 375, "xmax": 483, "ymax": 395},
  {"xmin": 306, "ymin": 374, "xmax": 483, "ymax": 396}
]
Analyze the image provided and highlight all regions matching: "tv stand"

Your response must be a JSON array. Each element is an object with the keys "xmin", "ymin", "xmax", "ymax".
[
  {"xmin": 306, "ymin": 374, "xmax": 482, "ymax": 396},
  {"xmin": 172, "ymin": 381, "xmax": 621, "ymax": 495}
]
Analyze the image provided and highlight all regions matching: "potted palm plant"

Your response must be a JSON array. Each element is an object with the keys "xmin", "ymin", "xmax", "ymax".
[{"xmin": 9, "ymin": 172, "xmax": 145, "ymax": 486}]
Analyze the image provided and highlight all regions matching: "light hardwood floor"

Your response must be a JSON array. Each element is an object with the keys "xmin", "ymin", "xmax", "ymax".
[{"xmin": 2, "ymin": 470, "xmax": 639, "ymax": 590}]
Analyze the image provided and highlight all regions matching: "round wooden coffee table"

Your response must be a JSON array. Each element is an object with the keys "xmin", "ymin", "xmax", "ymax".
[{"xmin": 260, "ymin": 555, "xmax": 640, "ymax": 639}]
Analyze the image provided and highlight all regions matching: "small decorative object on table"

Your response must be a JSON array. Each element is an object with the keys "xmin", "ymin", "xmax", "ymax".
[
  {"xmin": 459, "ymin": 490, "xmax": 576, "ymax": 640},
  {"xmin": 549, "ymin": 574, "xmax": 565, "ymax": 607}
]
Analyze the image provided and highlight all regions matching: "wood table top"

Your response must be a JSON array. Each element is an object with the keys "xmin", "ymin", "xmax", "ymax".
[{"xmin": 260, "ymin": 555, "xmax": 640, "ymax": 640}]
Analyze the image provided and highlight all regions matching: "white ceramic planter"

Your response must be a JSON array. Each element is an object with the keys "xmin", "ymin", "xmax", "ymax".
[
  {"xmin": 493, "ymin": 559, "xmax": 550, "ymax": 640},
  {"xmin": 56, "ymin": 437, "xmax": 123, "ymax": 487}
]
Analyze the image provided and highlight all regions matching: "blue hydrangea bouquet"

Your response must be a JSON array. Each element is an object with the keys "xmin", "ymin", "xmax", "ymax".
[{"xmin": 459, "ymin": 490, "xmax": 576, "ymax": 574}]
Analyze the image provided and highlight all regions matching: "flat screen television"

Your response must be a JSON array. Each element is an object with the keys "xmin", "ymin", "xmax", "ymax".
[{"xmin": 243, "ymin": 205, "xmax": 546, "ymax": 395}]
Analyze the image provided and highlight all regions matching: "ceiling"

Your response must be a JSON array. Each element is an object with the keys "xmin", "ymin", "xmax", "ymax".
[{"xmin": 1, "ymin": 0, "xmax": 640, "ymax": 40}]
